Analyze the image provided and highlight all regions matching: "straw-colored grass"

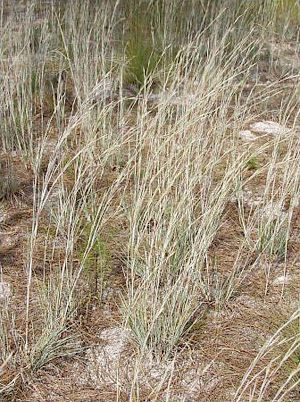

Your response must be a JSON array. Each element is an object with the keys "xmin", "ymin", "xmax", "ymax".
[{"xmin": 0, "ymin": 0, "xmax": 299, "ymax": 400}]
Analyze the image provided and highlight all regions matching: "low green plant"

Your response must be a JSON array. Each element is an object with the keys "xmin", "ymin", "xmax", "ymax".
[
  {"xmin": 77, "ymin": 222, "xmax": 111, "ymax": 300},
  {"xmin": 245, "ymin": 157, "xmax": 260, "ymax": 170},
  {"xmin": 30, "ymin": 70, "xmax": 39, "ymax": 95},
  {"xmin": 124, "ymin": 38, "xmax": 161, "ymax": 91}
]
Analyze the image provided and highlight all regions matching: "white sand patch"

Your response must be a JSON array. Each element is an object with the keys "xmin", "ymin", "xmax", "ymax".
[
  {"xmin": 148, "ymin": 90, "xmax": 199, "ymax": 106},
  {"xmin": 78, "ymin": 327, "xmax": 222, "ymax": 399},
  {"xmin": 242, "ymin": 189, "xmax": 264, "ymax": 207},
  {"xmin": 239, "ymin": 130, "xmax": 257, "ymax": 141},
  {"xmin": 273, "ymin": 275, "xmax": 292, "ymax": 285},
  {"xmin": 250, "ymin": 121, "xmax": 292, "ymax": 136},
  {"xmin": 261, "ymin": 201, "xmax": 287, "ymax": 221},
  {"xmin": 0, "ymin": 282, "xmax": 11, "ymax": 301},
  {"xmin": 82, "ymin": 326, "xmax": 130, "ymax": 387}
]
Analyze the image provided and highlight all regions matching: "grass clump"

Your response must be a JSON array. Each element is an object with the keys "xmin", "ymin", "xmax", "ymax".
[
  {"xmin": 256, "ymin": 218, "xmax": 289, "ymax": 260},
  {"xmin": 124, "ymin": 38, "xmax": 161, "ymax": 91}
]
